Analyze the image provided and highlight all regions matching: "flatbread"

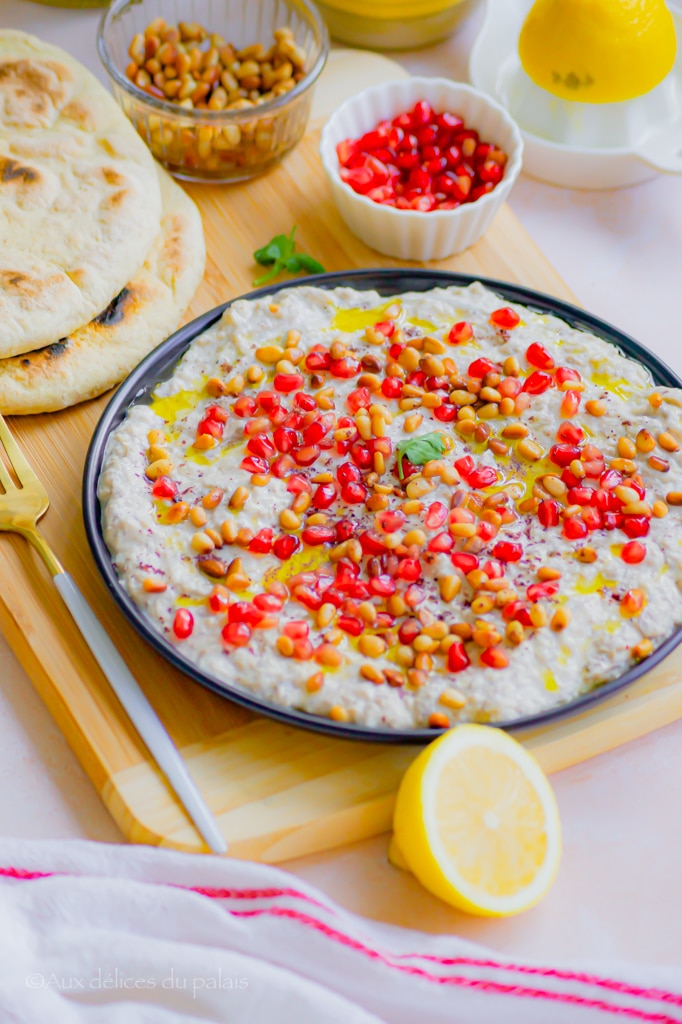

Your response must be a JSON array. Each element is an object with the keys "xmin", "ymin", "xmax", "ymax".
[
  {"xmin": 0, "ymin": 167, "xmax": 205, "ymax": 415},
  {"xmin": 0, "ymin": 30, "xmax": 162, "ymax": 357}
]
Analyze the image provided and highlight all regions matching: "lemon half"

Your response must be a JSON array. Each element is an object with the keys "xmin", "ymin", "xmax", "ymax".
[
  {"xmin": 518, "ymin": 0, "xmax": 677, "ymax": 105},
  {"xmin": 392, "ymin": 725, "xmax": 561, "ymax": 917}
]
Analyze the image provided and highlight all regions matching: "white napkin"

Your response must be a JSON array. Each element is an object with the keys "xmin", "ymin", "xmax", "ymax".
[{"xmin": 0, "ymin": 839, "xmax": 680, "ymax": 1024}]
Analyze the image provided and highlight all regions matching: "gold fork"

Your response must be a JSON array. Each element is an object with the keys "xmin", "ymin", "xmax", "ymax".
[{"xmin": 0, "ymin": 413, "xmax": 226, "ymax": 854}]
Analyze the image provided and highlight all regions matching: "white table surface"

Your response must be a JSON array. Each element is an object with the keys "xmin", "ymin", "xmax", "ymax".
[{"xmin": 2, "ymin": 0, "xmax": 682, "ymax": 967}]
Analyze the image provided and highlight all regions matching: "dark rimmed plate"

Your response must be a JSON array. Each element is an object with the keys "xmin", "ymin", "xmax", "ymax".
[{"xmin": 83, "ymin": 269, "xmax": 682, "ymax": 744}]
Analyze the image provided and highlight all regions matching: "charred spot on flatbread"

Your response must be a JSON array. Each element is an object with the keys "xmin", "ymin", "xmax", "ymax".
[
  {"xmin": 18, "ymin": 338, "xmax": 70, "ymax": 368},
  {"xmin": 0, "ymin": 59, "xmax": 72, "ymax": 126},
  {"xmin": 92, "ymin": 287, "xmax": 132, "ymax": 327},
  {"xmin": 0, "ymin": 157, "xmax": 38, "ymax": 185}
]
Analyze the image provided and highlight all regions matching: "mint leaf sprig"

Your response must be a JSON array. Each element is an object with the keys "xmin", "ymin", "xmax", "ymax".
[
  {"xmin": 253, "ymin": 226, "xmax": 325, "ymax": 286},
  {"xmin": 396, "ymin": 432, "xmax": 448, "ymax": 480}
]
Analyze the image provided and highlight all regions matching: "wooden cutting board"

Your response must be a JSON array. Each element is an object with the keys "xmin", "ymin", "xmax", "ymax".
[{"xmin": 1, "ymin": 51, "xmax": 681, "ymax": 861}]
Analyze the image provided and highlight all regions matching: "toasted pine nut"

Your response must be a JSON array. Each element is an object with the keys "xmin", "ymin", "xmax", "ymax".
[
  {"xmin": 585, "ymin": 399, "xmax": 607, "ymax": 417},
  {"xmin": 550, "ymin": 608, "xmax": 571, "ymax": 631},
  {"xmin": 659, "ymin": 431, "xmax": 680, "ymax": 453}
]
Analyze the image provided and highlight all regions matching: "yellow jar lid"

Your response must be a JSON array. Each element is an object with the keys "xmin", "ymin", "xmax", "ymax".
[{"xmin": 320, "ymin": 0, "xmax": 464, "ymax": 18}]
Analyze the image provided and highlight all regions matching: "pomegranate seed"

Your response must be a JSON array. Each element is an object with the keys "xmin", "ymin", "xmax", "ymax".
[
  {"xmin": 335, "ymin": 520, "xmax": 354, "ymax": 541},
  {"xmin": 303, "ymin": 418, "xmax": 333, "ymax": 446},
  {"xmin": 359, "ymin": 530, "xmax": 386, "ymax": 555},
  {"xmin": 581, "ymin": 507, "xmax": 603, "ymax": 531},
  {"xmin": 556, "ymin": 366, "xmax": 582, "ymax": 387},
  {"xmin": 599, "ymin": 469, "xmax": 623, "ymax": 491},
  {"xmin": 256, "ymin": 391, "xmax": 279, "ymax": 412},
  {"xmin": 286, "ymin": 473, "xmax": 311, "ymax": 494},
  {"xmin": 351, "ymin": 444, "xmax": 373, "ymax": 470},
  {"xmin": 427, "ymin": 532, "xmax": 453, "ymax": 553},
  {"xmin": 381, "ymin": 377, "xmax": 403, "ymax": 399},
  {"xmin": 503, "ymin": 601, "xmax": 533, "ymax": 626},
  {"xmin": 397, "ymin": 558, "xmax": 421, "ymax": 581},
  {"xmin": 282, "ymin": 620, "xmax": 308, "ymax": 640},
  {"xmin": 482, "ymin": 559, "xmax": 504, "ymax": 579},
  {"xmin": 172, "ymin": 608, "xmax": 194, "ymax": 639},
  {"xmin": 567, "ymin": 486, "xmax": 594, "ymax": 506},
  {"xmin": 563, "ymin": 517, "xmax": 588, "ymax": 540},
  {"xmin": 271, "ymin": 454, "xmax": 296, "ymax": 478},
  {"xmin": 305, "ymin": 351, "xmax": 331, "ymax": 372},
  {"xmin": 302, "ymin": 525, "xmax": 336, "ymax": 546},
  {"xmin": 347, "ymin": 387, "xmax": 371, "ymax": 412},
  {"xmin": 337, "ymin": 615, "xmax": 364, "ymax": 636},
  {"xmin": 523, "ymin": 370, "xmax": 553, "ymax": 395},
  {"xmin": 254, "ymin": 593, "xmax": 284, "ymax": 613},
  {"xmin": 376, "ymin": 509, "xmax": 406, "ymax": 533},
  {"xmin": 618, "ymin": 540, "xmax": 647, "ymax": 565},
  {"xmin": 450, "ymin": 319, "xmax": 475, "ymax": 348},
  {"xmin": 527, "ymin": 581, "xmax": 560, "ymax": 602},
  {"xmin": 538, "ymin": 499, "xmax": 560, "ymax": 528},
  {"xmin": 294, "ymin": 586, "xmax": 322, "ymax": 610},
  {"xmin": 490, "ymin": 307, "xmax": 520, "ymax": 329},
  {"xmin": 468, "ymin": 465, "xmax": 499, "ymax": 489},
  {"xmin": 477, "ymin": 520, "xmax": 498, "ymax": 542},
  {"xmin": 398, "ymin": 619, "xmax": 420, "ymax": 644},
  {"xmin": 249, "ymin": 528, "xmax": 274, "ymax": 554},
  {"xmin": 329, "ymin": 357, "xmax": 360, "ymax": 378},
  {"xmin": 491, "ymin": 541, "xmax": 523, "ymax": 562},
  {"xmin": 526, "ymin": 342, "xmax": 555, "ymax": 370},
  {"xmin": 556, "ymin": 421, "xmax": 585, "ymax": 446},
  {"xmin": 293, "ymin": 392, "xmax": 316, "ymax": 412},
  {"xmin": 312, "ymin": 483, "xmax": 337, "ymax": 509},
  {"xmin": 368, "ymin": 575, "xmax": 397, "ymax": 597},
  {"xmin": 561, "ymin": 391, "xmax": 582, "ymax": 418},
  {"xmin": 340, "ymin": 481, "xmax": 368, "ymax": 504},
  {"xmin": 498, "ymin": 377, "xmax": 523, "ymax": 398},
  {"xmin": 293, "ymin": 445, "xmax": 320, "ymax": 466},
  {"xmin": 233, "ymin": 395, "xmax": 258, "ymax": 417},
  {"xmin": 273, "ymin": 426, "xmax": 297, "ymax": 453},
  {"xmin": 337, "ymin": 461, "xmax": 361, "ymax": 486},
  {"xmin": 222, "ymin": 621, "xmax": 252, "ymax": 647},
  {"xmin": 448, "ymin": 642, "xmax": 471, "ymax": 672},
  {"xmin": 455, "ymin": 455, "xmax": 475, "ymax": 479},
  {"xmin": 269, "ymin": 407, "xmax": 287, "ymax": 427},
  {"xmin": 292, "ymin": 638, "xmax": 314, "ymax": 660},
  {"xmin": 425, "ymin": 501, "xmax": 448, "ymax": 529},
  {"xmin": 549, "ymin": 444, "xmax": 582, "ymax": 468},
  {"xmin": 241, "ymin": 455, "xmax": 269, "ymax": 474},
  {"xmin": 468, "ymin": 357, "xmax": 499, "ymax": 379},
  {"xmin": 583, "ymin": 459, "xmax": 606, "ymax": 479},
  {"xmin": 433, "ymin": 404, "xmax": 457, "ymax": 422},
  {"xmin": 480, "ymin": 646, "xmax": 509, "ymax": 669},
  {"xmin": 451, "ymin": 552, "xmax": 479, "ymax": 573},
  {"xmin": 197, "ymin": 416, "xmax": 223, "ymax": 439},
  {"xmin": 622, "ymin": 516, "xmax": 650, "ymax": 539},
  {"xmin": 247, "ymin": 433, "xmax": 275, "ymax": 459},
  {"xmin": 151, "ymin": 476, "xmax": 177, "ymax": 500},
  {"xmin": 273, "ymin": 372, "xmax": 304, "ymax": 393}
]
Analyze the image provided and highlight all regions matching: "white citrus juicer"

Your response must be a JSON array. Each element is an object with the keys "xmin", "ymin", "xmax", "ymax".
[{"xmin": 470, "ymin": 0, "xmax": 682, "ymax": 188}]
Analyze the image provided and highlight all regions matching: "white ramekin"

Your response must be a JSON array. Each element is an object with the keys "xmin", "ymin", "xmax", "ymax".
[{"xmin": 319, "ymin": 77, "xmax": 524, "ymax": 261}]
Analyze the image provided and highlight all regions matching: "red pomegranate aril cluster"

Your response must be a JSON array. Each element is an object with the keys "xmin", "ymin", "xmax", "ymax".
[{"xmin": 336, "ymin": 101, "xmax": 507, "ymax": 211}]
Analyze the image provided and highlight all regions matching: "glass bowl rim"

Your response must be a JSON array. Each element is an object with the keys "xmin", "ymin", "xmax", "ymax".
[{"xmin": 97, "ymin": 0, "xmax": 330, "ymax": 123}]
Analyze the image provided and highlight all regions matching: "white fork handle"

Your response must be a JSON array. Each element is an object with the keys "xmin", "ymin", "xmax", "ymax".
[{"xmin": 53, "ymin": 572, "xmax": 227, "ymax": 855}]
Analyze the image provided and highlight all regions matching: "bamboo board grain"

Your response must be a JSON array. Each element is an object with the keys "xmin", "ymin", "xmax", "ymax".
[{"xmin": 1, "ymin": 52, "xmax": 681, "ymax": 861}]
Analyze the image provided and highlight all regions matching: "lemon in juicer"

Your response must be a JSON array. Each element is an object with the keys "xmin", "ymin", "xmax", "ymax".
[{"xmin": 519, "ymin": 0, "xmax": 676, "ymax": 104}]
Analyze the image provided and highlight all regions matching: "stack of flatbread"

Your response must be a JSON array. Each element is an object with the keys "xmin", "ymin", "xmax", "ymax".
[{"xmin": 0, "ymin": 31, "xmax": 205, "ymax": 415}]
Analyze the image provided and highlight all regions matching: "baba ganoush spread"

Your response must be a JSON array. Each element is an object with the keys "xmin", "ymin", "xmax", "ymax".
[{"xmin": 98, "ymin": 283, "xmax": 682, "ymax": 729}]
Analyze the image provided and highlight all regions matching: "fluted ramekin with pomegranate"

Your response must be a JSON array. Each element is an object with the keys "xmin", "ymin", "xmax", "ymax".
[{"xmin": 320, "ymin": 78, "xmax": 523, "ymax": 261}]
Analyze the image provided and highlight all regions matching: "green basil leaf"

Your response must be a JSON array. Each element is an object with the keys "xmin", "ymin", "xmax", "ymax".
[
  {"xmin": 396, "ymin": 432, "xmax": 447, "ymax": 480},
  {"xmin": 253, "ymin": 261, "xmax": 284, "ymax": 287},
  {"xmin": 294, "ymin": 253, "xmax": 326, "ymax": 275}
]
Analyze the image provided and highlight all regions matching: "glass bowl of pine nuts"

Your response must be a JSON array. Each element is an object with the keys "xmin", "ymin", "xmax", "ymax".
[{"xmin": 98, "ymin": 0, "xmax": 329, "ymax": 183}]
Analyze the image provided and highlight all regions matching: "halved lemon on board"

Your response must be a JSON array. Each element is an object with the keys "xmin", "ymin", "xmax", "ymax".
[{"xmin": 391, "ymin": 725, "xmax": 561, "ymax": 917}]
